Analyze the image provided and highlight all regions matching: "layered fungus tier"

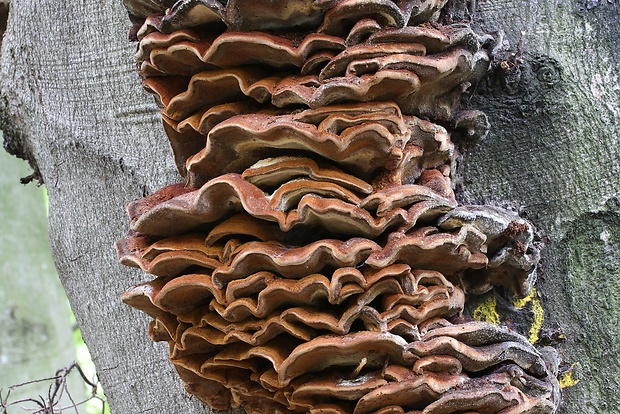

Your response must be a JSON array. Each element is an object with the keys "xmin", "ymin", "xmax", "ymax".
[{"xmin": 116, "ymin": 1, "xmax": 561, "ymax": 413}]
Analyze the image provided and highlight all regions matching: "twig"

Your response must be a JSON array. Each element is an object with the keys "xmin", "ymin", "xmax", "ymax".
[{"xmin": 0, "ymin": 361, "xmax": 108, "ymax": 414}]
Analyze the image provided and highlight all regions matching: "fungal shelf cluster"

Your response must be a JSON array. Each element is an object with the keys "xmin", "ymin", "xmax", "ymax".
[{"xmin": 116, "ymin": 1, "xmax": 561, "ymax": 413}]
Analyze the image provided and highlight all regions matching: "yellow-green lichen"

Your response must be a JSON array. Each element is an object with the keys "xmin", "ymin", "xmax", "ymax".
[
  {"xmin": 512, "ymin": 287, "xmax": 544, "ymax": 344},
  {"xmin": 473, "ymin": 294, "xmax": 501, "ymax": 325},
  {"xmin": 559, "ymin": 363, "xmax": 581, "ymax": 388}
]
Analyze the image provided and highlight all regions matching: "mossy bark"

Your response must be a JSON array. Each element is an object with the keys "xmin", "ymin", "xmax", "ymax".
[
  {"xmin": 0, "ymin": 0, "xmax": 618, "ymax": 413},
  {"xmin": 459, "ymin": 1, "xmax": 620, "ymax": 412}
]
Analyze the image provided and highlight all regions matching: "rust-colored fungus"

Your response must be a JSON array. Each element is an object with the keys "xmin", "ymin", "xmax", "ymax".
[{"xmin": 117, "ymin": 1, "xmax": 560, "ymax": 412}]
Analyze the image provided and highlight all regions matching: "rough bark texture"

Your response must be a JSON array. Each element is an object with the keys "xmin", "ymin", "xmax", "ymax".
[
  {"xmin": 461, "ymin": 2, "xmax": 620, "ymax": 413},
  {"xmin": 0, "ymin": 1, "xmax": 618, "ymax": 414},
  {"xmin": 0, "ymin": 1, "xmax": 210, "ymax": 412}
]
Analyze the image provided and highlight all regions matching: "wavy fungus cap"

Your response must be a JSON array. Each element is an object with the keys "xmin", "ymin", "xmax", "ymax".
[
  {"xmin": 124, "ymin": 0, "xmax": 450, "ymax": 31},
  {"xmin": 117, "ymin": 0, "xmax": 560, "ymax": 412}
]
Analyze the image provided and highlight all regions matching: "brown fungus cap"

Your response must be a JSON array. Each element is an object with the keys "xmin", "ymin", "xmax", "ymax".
[
  {"xmin": 118, "ymin": 0, "xmax": 560, "ymax": 412},
  {"xmin": 133, "ymin": 12, "xmax": 485, "ymax": 178},
  {"xmin": 125, "ymin": 0, "xmax": 450, "ymax": 32}
]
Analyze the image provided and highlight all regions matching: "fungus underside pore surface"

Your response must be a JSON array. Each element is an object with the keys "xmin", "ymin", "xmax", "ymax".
[{"xmin": 116, "ymin": 1, "xmax": 561, "ymax": 413}]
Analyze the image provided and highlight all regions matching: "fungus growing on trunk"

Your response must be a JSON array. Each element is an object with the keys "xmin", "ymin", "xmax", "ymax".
[{"xmin": 117, "ymin": 1, "xmax": 561, "ymax": 412}]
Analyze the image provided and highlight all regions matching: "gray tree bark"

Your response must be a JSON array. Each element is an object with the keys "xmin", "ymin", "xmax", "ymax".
[
  {"xmin": 0, "ymin": 1, "xmax": 618, "ymax": 413},
  {"xmin": 461, "ymin": 3, "xmax": 620, "ymax": 413}
]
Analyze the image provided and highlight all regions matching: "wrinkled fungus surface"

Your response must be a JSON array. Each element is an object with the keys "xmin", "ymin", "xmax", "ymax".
[{"xmin": 117, "ymin": 1, "xmax": 560, "ymax": 413}]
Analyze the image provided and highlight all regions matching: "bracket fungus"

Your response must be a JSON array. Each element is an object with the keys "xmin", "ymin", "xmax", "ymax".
[{"xmin": 117, "ymin": 1, "xmax": 561, "ymax": 413}]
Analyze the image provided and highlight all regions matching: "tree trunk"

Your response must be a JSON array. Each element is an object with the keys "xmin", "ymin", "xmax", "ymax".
[
  {"xmin": 461, "ymin": 3, "xmax": 620, "ymax": 413},
  {"xmin": 0, "ymin": 1, "xmax": 209, "ymax": 412},
  {"xmin": 0, "ymin": 0, "xmax": 618, "ymax": 413}
]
